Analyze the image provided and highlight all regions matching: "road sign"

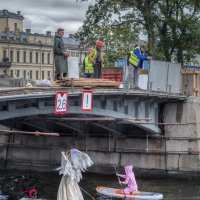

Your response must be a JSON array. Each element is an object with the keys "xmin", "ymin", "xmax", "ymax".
[
  {"xmin": 81, "ymin": 90, "xmax": 93, "ymax": 112},
  {"xmin": 55, "ymin": 91, "xmax": 68, "ymax": 114}
]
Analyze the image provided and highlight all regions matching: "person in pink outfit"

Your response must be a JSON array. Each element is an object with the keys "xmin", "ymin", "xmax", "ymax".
[{"xmin": 116, "ymin": 165, "xmax": 138, "ymax": 194}]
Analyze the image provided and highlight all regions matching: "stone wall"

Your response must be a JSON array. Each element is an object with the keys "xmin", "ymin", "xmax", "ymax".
[{"xmin": 163, "ymin": 96, "xmax": 200, "ymax": 171}]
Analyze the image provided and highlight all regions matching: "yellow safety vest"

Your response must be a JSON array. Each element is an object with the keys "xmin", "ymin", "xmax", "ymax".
[
  {"xmin": 129, "ymin": 48, "xmax": 140, "ymax": 67},
  {"xmin": 88, "ymin": 48, "xmax": 104, "ymax": 65},
  {"xmin": 88, "ymin": 48, "xmax": 97, "ymax": 64},
  {"xmin": 84, "ymin": 56, "xmax": 94, "ymax": 74}
]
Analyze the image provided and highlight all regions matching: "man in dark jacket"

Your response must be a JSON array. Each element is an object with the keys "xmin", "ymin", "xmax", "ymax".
[
  {"xmin": 54, "ymin": 28, "xmax": 69, "ymax": 80},
  {"xmin": 93, "ymin": 40, "xmax": 104, "ymax": 78}
]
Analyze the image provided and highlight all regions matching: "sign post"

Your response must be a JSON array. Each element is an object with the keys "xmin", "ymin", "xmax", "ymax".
[
  {"xmin": 55, "ymin": 91, "xmax": 68, "ymax": 114},
  {"xmin": 81, "ymin": 90, "xmax": 93, "ymax": 112}
]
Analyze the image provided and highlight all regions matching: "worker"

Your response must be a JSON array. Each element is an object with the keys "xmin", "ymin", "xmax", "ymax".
[
  {"xmin": 125, "ymin": 44, "xmax": 152, "ymax": 89},
  {"xmin": 82, "ymin": 48, "xmax": 95, "ymax": 78},
  {"xmin": 93, "ymin": 40, "xmax": 105, "ymax": 78}
]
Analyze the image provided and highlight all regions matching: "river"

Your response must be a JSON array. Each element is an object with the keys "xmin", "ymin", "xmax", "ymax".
[{"xmin": 0, "ymin": 170, "xmax": 199, "ymax": 200}]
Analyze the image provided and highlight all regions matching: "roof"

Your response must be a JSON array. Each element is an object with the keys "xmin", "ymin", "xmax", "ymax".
[
  {"xmin": 0, "ymin": 10, "xmax": 24, "ymax": 20},
  {"xmin": 0, "ymin": 32, "xmax": 52, "ymax": 46},
  {"xmin": 62, "ymin": 37, "xmax": 80, "ymax": 46}
]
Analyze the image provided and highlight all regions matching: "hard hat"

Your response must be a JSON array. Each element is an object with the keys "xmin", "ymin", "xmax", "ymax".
[
  {"xmin": 96, "ymin": 40, "xmax": 104, "ymax": 47},
  {"xmin": 26, "ymin": 83, "xmax": 32, "ymax": 88}
]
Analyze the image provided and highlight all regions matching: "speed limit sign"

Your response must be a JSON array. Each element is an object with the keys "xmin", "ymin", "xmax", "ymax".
[{"xmin": 54, "ymin": 91, "xmax": 68, "ymax": 114}]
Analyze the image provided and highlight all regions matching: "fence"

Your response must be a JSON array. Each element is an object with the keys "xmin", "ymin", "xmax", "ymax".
[{"xmin": 148, "ymin": 61, "xmax": 181, "ymax": 93}]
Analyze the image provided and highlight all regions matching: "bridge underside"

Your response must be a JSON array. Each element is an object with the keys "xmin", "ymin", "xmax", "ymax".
[{"xmin": 1, "ymin": 113, "xmax": 154, "ymax": 138}]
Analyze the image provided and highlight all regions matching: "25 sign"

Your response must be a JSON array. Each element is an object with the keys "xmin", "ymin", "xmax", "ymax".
[{"xmin": 54, "ymin": 91, "xmax": 68, "ymax": 114}]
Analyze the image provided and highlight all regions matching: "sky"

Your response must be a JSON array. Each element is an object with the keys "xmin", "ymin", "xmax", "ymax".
[{"xmin": 1, "ymin": 0, "xmax": 91, "ymax": 36}]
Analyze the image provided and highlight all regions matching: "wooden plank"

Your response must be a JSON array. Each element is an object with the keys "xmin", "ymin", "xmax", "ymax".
[
  {"xmin": 180, "ymin": 69, "xmax": 199, "ymax": 74},
  {"xmin": 53, "ymin": 78, "xmax": 121, "ymax": 88}
]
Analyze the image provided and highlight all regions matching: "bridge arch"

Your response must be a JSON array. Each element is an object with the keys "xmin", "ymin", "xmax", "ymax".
[{"xmin": 0, "ymin": 91, "xmax": 185, "ymax": 135}]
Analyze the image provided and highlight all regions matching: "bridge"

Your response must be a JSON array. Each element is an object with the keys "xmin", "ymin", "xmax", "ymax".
[
  {"xmin": 1, "ymin": 60, "xmax": 199, "ymax": 175},
  {"xmin": 0, "ymin": 87, "xmax": 186, "ymax": 136}
]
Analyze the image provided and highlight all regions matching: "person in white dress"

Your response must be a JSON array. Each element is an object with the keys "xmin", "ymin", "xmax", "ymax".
[{"xmin": 57, "ymin": 149, "xmax": 93, "ymax": 200}]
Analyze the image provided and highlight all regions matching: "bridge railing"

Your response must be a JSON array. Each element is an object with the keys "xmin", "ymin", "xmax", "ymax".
[{"xmin": 115, "ymin": 60, "xmax": 182, "ymax": 94}]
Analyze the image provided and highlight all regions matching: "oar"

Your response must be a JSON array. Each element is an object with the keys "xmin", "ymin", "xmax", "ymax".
[
  {"xmin": 113, "ymin": 164, "xmax": 126, "ymax": 199},
  {"xmin": 80, "ymin": 186, "xmax": 96, "ymax": 200}
]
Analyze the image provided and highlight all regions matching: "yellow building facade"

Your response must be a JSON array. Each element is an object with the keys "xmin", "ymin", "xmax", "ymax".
[{"xmin": 0, "ymin": 9, "xmax": 54, "ymax": 80}]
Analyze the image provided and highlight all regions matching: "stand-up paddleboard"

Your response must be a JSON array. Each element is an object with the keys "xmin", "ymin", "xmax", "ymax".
[{"xmin": 96, "ymin": 186, "xmax": 163, "ymax": 200}]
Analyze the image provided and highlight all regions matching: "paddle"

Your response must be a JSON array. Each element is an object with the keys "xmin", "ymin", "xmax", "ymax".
[
  {"xmin": 80, "ymin": 186, "xmax": 96, "ymax": 200},
  {"xmin": 113, "ymin": 163, "xmax": 127, "ymax": 199}
]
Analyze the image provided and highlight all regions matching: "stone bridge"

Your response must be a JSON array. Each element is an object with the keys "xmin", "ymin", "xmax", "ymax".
[{"xmin": 0, "ymin": 88, "xmax": 186, "ymax": 136}]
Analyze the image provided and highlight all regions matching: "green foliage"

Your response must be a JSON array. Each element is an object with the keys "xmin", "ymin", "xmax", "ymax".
[{"xmin": 76, "ymin": 0, "xmax": 200, "ymax": 65}]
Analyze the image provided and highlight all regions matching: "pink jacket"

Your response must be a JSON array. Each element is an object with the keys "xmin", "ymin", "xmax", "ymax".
[{"xmin": 119, "ymin": 165, "xmax": 138, "ymax": 192}]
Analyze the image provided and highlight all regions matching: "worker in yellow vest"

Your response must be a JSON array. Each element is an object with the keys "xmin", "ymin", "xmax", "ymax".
[
  {"xmin": 125, "ymin": 44, "xmax": 152, "ymax": 89},
  {"xmin": 83, "ymin": 48, "xmax": 95, "ymax": 78}
]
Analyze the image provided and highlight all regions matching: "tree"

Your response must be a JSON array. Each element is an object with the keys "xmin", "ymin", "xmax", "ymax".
[
  {"xmin": 77, "ymin": 0, "xmax": 200, "ymax": 64},
  {"xmin": 76, "ymin": 1, "xmax": 139, "ymax": 64}
]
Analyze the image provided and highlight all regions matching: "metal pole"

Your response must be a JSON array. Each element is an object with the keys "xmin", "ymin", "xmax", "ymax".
[
  {"xmin": 0, "ymin": 130, "xmax": 59, "ymax": 136},
  {"xmin": 146, "ymin": 132, "xmax": 149, "ymax": 152},
  {"xmin": 108, "ymin": 131, "xmax": 111, "ymax": 152},
  {"xmin": 71, "ymin": 78, "xmax": 74, "ymax": 93}
]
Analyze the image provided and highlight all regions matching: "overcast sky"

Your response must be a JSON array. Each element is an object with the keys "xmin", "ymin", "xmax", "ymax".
[{"xmin": 1, "ymin": 0, "xmax": 91, "ymax": 36}]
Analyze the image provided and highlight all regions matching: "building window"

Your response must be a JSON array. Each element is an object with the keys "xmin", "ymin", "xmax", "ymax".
[
  {"xmin": 47, "ymin": 71, "xmax": 50, "ymax": 78},
  {"xmin": 3, "ymin": 50, "xmax": 6, "ymax": 58},
  {"xmin": 42, "ymin": 53, "xmax": 45, "ymax": 64},
  {"xmin": 14, "ymin": 23, "xmax": 17, "ymax": 31},
  {"xmin": 17, "ymin": 51, "xmax": 20, "ymax": 62},
  {"xmin": 10, "ymin": 70, "xmax": 13, "ymax": 77},
  {"xmin": 23, "ymin": 52, "xmax": 26, "ymax": 63},
  {"xmin": 30, "ymin": 70, "xmax": 32, "ymax": 79},
  {"xmin": 42, "ymin": 71, "xmax": 45, "ymax": 79},
  {"xmin": 23, "ymin": 70, "xmax": 26, "ymax": 79},
  {"xmin": 47, "ymin": 53, "xmax": 50, "ymax": 64},
  {"xmin": 36, "ymin": 71, "xmax": 39, "ymax": 79},
  {"xmin": 36, "ymin": 52, "xmax": 39, "ymax": 63},
  {"xmin": 10, "ymin": 50, "xmax": 13, "ymax": 62},
  {"xmin": 30, "ymin": 52, "xmax": 32, "ymax": 63},
  {"xmin": 17, "ymin": 70, "xmax": 20, "ymax": 77}
]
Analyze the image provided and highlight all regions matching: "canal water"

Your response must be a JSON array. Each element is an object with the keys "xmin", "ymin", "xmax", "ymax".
[{"xmin": 0, "ymin": 170, "xmax": 199, "ymax": 200}]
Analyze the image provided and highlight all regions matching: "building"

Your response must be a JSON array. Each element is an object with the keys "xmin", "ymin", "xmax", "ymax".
[
  {"xmin": 63, "ymin": 34, "xmax": 86, "ymax": 67},
  {"xmin": 0, "ymin": 9, "xmax": 87, "ymax": 81},
  {"xmin": 0, "ymin": 9, "xmax": 54, "ymax": 80}
]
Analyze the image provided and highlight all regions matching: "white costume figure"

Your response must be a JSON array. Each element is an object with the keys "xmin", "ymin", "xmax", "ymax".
[{"xmin": 57, "ymin": 149, "xmax": 93, "ymax": 200}]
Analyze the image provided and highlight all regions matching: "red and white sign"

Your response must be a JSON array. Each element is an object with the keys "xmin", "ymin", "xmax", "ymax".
[
  {"xmin": 55, "ymin": 91, "xmax": 68, "ymax": 114},
  {"xmin": 81, "ymin": 90, "xmax": 93, "ymax": 112}
]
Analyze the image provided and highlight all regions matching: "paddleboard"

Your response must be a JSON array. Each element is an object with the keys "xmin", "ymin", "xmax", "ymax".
[{"xmin": 96, "ymin": 186, "xmax": 163, "ymax": 200}]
